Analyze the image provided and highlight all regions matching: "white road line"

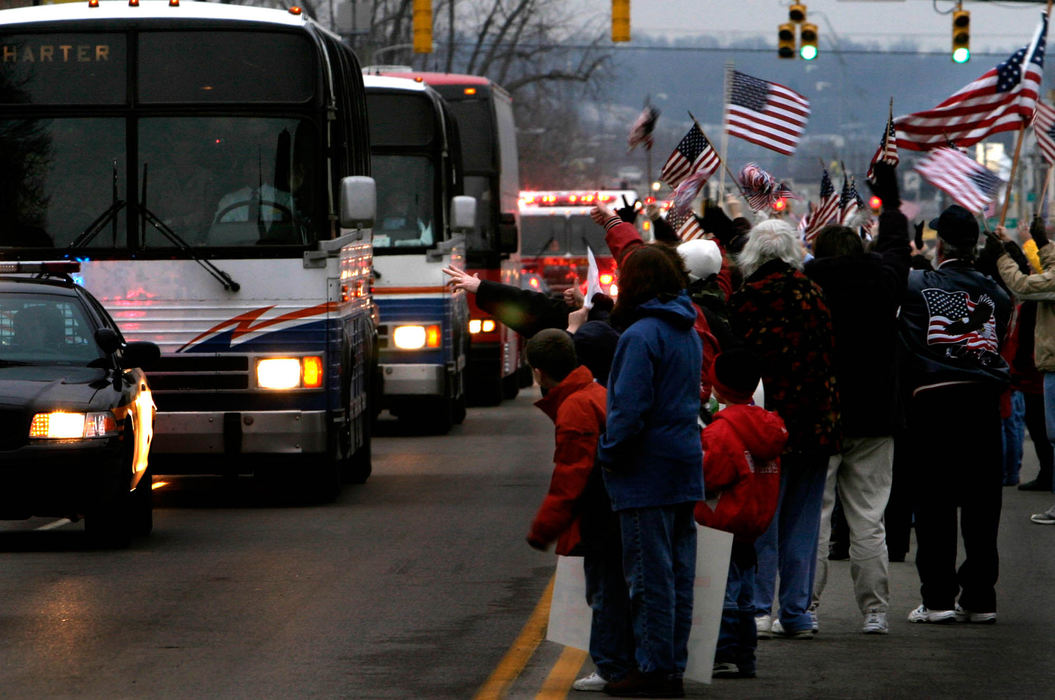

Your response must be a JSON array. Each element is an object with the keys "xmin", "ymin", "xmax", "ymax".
[{"xmin": 35, "ymin": 519, "xmax": 72, "ymax": 531}]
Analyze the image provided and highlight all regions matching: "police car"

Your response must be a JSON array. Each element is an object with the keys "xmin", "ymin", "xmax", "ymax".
[{"xmin": 0, "ymin": 262, "xmax": 159, "ymax": 546}]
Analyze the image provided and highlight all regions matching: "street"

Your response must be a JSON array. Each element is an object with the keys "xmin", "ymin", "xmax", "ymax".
[{"xmin": 0, "ymin": 392, "xmax": 1053, "ymax": 698}]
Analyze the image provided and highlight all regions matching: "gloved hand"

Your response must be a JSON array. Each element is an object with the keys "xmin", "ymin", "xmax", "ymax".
[
  {"xmin": 616, "ymin": 195, "xmax": 639, "ymax": 224},
  {"xmin": 526, "ymin": 536, "xmax": 549, "ymax": 552},
  {"xmin": 1003, "ymin": 239, "xmax": 1032, "ymax": 274},
  {"xmin": 651, "ymin": 214, "xmax": 679, "ymax": 244},
  {"xmin": 914, "ymin": 220, "xmax": 925, "ymax": 250},
  {"xmin": 1030, "ymin": 216, "xmax": 1049, "ymax": 247},
  {"xmin": 867, "ymin": 161, "xmax": 900, "ymax": 209},
  {"xmin": 699, "ymin": 200, "xmax": 735, "ymax": 246}
]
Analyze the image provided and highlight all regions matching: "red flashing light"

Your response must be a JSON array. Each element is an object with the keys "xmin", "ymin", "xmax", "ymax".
[
  {"xmin": 288, "ymin": 6, "xmax": 303, "ymax": 14},
  {"xmin": 128, "ymin": 0, "xmax": 139, "ymax": 7},
  {"xmin": 772, "ymin": 198, "xmax": 787, "ymax": 212},
  {"xmin": 169, "ymin": 0, "xmax": 179, "ymax": 6},
  {"xmin": 464, "ymin": 87, "xmax": 477, "ymax": 95},
  {"xmin": 869, "ymin": 195, "xmax": 882, "ymax": 212},
  {"xmin": 599, "ymin": 273, "xmax": 614, "ymax": 286},
  {"xmin": 88, "ymin": 0, "xmax": 99, "ymax": 7}
]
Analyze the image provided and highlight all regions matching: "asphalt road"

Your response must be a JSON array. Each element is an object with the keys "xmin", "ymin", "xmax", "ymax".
[{"xmin": 0, "ymin": 391, "xmax": 1053, "ymax": 699}]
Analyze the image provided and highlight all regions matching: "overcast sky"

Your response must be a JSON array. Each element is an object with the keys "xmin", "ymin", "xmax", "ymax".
[{"xmin": 582, "ymin": 0, "xmax": 1049, "ymax": 53}]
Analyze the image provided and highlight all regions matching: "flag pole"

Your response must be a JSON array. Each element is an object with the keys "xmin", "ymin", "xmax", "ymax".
[
  {"xmin": 689, "ymin": 111, "xmax": 747, "ymax": 199},
  {"xmin": 1038, "ymin": 164, "xmax": 1052, "ymax": 217},
  {"xmin": 718, "ymin": 61, "xmax": 733, "ymax": 199},
  {"xmin": 1000, "ymin": 0, "xmax": 1051, "ymax": 227}
]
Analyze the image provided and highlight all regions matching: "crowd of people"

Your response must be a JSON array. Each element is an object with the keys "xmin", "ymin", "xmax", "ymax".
[{"xmin": 443, "ymin": 161, "xmax": 1052, "ymax": 698}]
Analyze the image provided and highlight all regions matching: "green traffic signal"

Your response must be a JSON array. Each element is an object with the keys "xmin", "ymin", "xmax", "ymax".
[
  {"xmin": 953, "ymin": 47, "xmax": 970, "ymax": 63},
  {"xmin": 801, "ymin": 44, "xmax": 818, "ymax": 60}
]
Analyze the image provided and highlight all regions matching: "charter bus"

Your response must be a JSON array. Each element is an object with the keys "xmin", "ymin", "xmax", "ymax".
[
  {"xmin": 363, "ymin": 75, "xmax": 472, "ymax": 434},
  {"xmin": 0, "ymin": 2, "xmax": 378, "ymax": 498},
  {"xmin": 518, "ymin": 189, "xmax": 638, "ymax": 297},
  {"xmin": 374, "ymin": 68, "xmax": 523, "ymax": 404}
]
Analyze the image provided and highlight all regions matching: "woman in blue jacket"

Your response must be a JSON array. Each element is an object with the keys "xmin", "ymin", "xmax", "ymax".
[{"xmin": 597, "ymin": 244, "xmax": 704, "ymax": 698}]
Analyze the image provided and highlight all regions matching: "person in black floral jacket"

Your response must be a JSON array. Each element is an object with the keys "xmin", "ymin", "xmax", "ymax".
[{"xmin": 729, "ymin": 218, "xmax": 841, "ymax": 639}]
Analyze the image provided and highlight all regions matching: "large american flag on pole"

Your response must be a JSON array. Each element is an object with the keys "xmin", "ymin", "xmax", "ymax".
[
  {"xmin": 894, "ymin": 12, "xmax": 1048, "ymax": 151},
  {"xmin": 660, "ymin": 123, "xmax": 721, "ymax": 189},
  {"xmin": 915, "ymin": 147, "xmax": 1006, "ymax": 213},
  {"xmin": 725, "ymin": 69, "xmax": 811, "ymax": 156},
  {"xmin": 1034, "ymin": 99, "xmax": 1055, "ymax": 165}
]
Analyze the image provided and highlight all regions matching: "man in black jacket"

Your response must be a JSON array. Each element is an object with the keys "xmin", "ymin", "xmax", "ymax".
[
  {"xmin": 804, "ymin": 163, "xmax": 910, "ymax": 635},
  {"xmin": 897, "ymin": 203, "xmax": 1011, "ymax": 625}
]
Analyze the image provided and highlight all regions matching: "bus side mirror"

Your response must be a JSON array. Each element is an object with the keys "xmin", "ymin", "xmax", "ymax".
[
  {"xmin": 450, "ymin": 196, "xmax": 477, "ymax": 233},
  {"xmin": 339, "ymin": 176, "xmax": 376, "ymax": 230},
  {"xmin": 496, "ymin": 211, "xmax": 518, "ymax": 254}
]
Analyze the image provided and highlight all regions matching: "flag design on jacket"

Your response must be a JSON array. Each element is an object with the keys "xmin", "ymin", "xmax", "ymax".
[{"xmin": 921, "ymin": 288, "xmax": 998, "ymax": 352}]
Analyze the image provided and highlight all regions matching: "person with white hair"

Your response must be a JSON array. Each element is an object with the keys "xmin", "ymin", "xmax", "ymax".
[{"xmin": 729, "ymin": 216, "xmax": 841, "ymax": 640}]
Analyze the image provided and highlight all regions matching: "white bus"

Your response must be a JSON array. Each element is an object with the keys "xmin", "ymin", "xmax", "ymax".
[{"xmin": 0, "ymin": 1, "xmax": 378, "ymax": 498}]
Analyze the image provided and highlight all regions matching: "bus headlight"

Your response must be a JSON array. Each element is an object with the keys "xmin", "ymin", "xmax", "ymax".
[
  {"xmin": 29, "ymin": 411, "xmax": 118, "ymax": 439},
  {"xmin": 256, "ymin": 357, "xmax": 324, "ymax": 390},
  {"xmin": 392, "ymin": 324, "xmax": 441, "ymax": 349},
  {"xmin": 469, "ymin": 319, "xmax": 496, "ymax": 334}
]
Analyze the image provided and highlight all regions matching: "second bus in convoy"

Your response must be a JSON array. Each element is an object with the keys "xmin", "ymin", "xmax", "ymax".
[
  {"xmin": 0, "ymin": 2, "xmax": 378, "ymax": 498},
  {"xmin": 363, "ymin": 74, "xmax": 473, "ymax": 434},
  {"xmin": 376, "ymin": 69, "xmax": 525, "ymax": 404}
]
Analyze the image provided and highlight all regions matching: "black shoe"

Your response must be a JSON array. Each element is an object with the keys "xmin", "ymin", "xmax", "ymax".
[
  {"xmin": 888, "ymin": 551, "xmax": 907, "ymax": 563},
  {"xmin": 713, "ymin": 661, "xmax": 757, "ymax": 679},
  {"xmin": 1019, "ymin": 478, "xmax": 1053, "ymax": 492},
  {"xmin": 603, "ymin": 670, "xmax": 684, "ymax": 698}
]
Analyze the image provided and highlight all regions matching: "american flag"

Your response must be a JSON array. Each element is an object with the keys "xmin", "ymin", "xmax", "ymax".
[
  {"xmin": 866, "ymin": 116, "xmax": 899, "ymax": 181},
  {"xmin": 921, "ymin": 288, "xmax": 999, "ymax": 352},
  {"xmin": 1034, "ymin": 99, "xmax": 1055, "ymax": 165},
  {"xmin": 915, "ymin": 147, "xmax": 1005, "ymax": 214},
  {"xmin": 725, "ymin": 69, "xmax": 811, "ymax": 156},
  {"xmin": 802, "ymin": 169, "xmax": 840, "ymax": 242},
  {"xmin": 895, "ymin": 12, "xmax": 1048, "ymax": 151},
  {"xmin": 665, "ymin": 206, "xmax": 705, "ymax": 241},
  {"xmin": 660, "ymin": 123, "xmax": 721, "ymax": 190},
  {"xmin": 628, "ymin": 104, "xmax": 660, "ymax": 152},
  {"xmin": 839, "ymin": 176, "xmax": 863, "ymax": 225}
]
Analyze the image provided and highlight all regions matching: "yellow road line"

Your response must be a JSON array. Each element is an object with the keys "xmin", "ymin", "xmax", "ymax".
[
  {"xmin": 473, "ymin": 574, "xmax": 555, "ymax": 700},
  {"xmin": 535, "ymin": 646, "xmax": 588, "ymax": 700}
]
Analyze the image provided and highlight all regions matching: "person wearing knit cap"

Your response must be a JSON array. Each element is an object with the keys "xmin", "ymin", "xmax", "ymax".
[{"xmin": 695, "ymin": 348, "xmax": 787, "ymax": 679}]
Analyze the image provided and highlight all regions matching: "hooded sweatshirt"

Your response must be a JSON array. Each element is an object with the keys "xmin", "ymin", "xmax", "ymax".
[
  {"xmin": 694, "ymin": 404, "xmax": 787, "ymax": 542},
  {"xmin": 598, "ymin": 291, "xmax": 704, "ymax": 510}
]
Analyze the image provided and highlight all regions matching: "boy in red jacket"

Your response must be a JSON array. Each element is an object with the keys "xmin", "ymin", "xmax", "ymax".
[
  {"xmin": 524, "ymin": 329, "xmax": 632, "ymax": 692},
  {"xmin": 695, "ymin": 349, "xmax": 788, "ymax": 679}
]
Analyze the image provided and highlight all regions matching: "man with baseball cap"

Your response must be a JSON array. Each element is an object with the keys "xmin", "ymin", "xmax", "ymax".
[{"xmin": 897, "ymin": 204, "xmax": 1011, "ymax": 625}]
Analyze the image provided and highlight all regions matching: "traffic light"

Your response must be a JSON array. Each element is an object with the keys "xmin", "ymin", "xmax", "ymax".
[
  {"xmin": 800, "ymin": 22, "xmax": 818, "ymax": 61},
  {"xmin": 778, "ymin": 23, "xmax": 796, "ymax": 59},
  {"xmin": 869, "ymin": 195, "xmax": 882, "ymax": 214},
  {"xmin": 412, "ymin": 0, "xmax": 432, "ymax": 53},
  {"xmin": 612, "ymin": 0, "xmax": 630, "ymax": 43},
  {"xmin": 772, "ymin": 197, "xmax": 788, "ymax": 214},
  {"xmin": 789, "ymin": 3, "xmax": 807, "ymax": 23},
  {"xmin": 952, "ymin": 8, "xmax": 970, "ymax": 63}
]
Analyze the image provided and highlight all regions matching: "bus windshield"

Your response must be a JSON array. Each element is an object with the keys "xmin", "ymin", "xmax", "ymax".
[
  {"xmin": 0, "ymin": 115, "xmax": 317, "ymax": 249},
  {"xmin": 371, "ymin": 154, "xmax": 435, "ymax": 249}
]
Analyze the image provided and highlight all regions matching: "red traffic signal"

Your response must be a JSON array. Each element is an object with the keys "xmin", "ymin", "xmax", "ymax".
[{"xmin": 868, "ymin": 195, "xmax": 882, "ymax": 213}]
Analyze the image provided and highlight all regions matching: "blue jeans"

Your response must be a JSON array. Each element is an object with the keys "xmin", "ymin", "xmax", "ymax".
[
  {"xmin": 753, "ymin": 452, "xmax": 828, "ymax": 632},
  {"xmin": 1002, "ymin": 390, "xmax": 1026, "ymax": 485},
  {"xmin": 1044, "ymin": 373, "xmax": 1055, "ymax": 467},
  {"xmin": 716, "ymin": 541, "xmax": 757, "ymax": 673},
  {"xmin": 618, "ymin": 503, "xmax": 697, "ymax": 676},
  {"xmin": 583, "ymin": 550, "xmax": 635, "ymax": 682}
]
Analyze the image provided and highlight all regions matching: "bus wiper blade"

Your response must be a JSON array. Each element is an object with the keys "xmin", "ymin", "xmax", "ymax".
[
  {"xmin": 69, "ymin": 199, "xmax": 126, "ymax": 248},
  {"xmin": 140, "ymin": 206, "xmax": 241, "ymax": 292},
  {"xmin": 534, "ymin": 234, "xmax": 556, "ymax": 258}
]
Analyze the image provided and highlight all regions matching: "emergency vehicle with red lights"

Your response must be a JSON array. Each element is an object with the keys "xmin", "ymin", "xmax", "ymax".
[
  {"xmin": 373, "ymin": 68, "xmax": 525, "ymax": 404},
  {"xmin": 0, "ymin": 2, "xmax": 377, "ymax": 497},
  {"xmin": 518, "ymin": 190, "xmax": 639, "ymax": 297}
]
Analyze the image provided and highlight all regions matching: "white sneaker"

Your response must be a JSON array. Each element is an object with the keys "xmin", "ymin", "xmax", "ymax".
[
  {"xmin": 1030, "ymin": 506, "xmax": 1055, "ymax": 524},
  {"xmin": 771, "ymin": 618, "xmax": 813, "ymax": 639},
  {"xmin": 755, "ymin": 614, "xmax": 773, "ymax": 639},
  {"xmin": 572, "ymin": 672, "xmax": 607, "ymax": 692},
  {"xmin": 907, "ymin": 604, "xmax": 956, "ymax": 623},
  {"xmin": 862, "ymin": 610, "xmax": 889, "ymax": 634},
  {"xmin": 954, "ymin": 604, "xmax": 997, "ymax": 624}
]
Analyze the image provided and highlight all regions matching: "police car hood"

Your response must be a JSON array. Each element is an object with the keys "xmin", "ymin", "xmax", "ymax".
[{"xmin": 0, "ymin": 365, "xmax": 110, "ymax": 411}]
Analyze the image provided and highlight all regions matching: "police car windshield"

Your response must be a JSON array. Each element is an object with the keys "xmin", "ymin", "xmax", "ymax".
[{"xmin": 0, "ymin": 294, "xmax": 102, "ymax": 365}]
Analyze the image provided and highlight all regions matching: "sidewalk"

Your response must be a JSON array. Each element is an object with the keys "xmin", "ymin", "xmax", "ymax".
[{"xmin": 509, "ymin": 449, "xmax": 1055, "ymax": 699}]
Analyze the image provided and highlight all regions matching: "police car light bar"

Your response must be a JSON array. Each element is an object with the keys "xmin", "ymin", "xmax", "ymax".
[{"xmin": 0, "ymin": 261, "xmax": 81, "ymax": 274}]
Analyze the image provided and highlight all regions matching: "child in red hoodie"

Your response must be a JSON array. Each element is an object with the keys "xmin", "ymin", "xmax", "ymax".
[
  {"xmin": 524, "ymin": 329, "xmax": 631, "ymax": 692},
  {"xmin": 694, "ymin": 349, "xmax": 787, "ymax": 679}
]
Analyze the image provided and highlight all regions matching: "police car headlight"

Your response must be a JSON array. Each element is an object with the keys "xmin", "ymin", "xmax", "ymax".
[{"xmin": 29, "ymin": 411, "xmax": 118, "ymax": 439}]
